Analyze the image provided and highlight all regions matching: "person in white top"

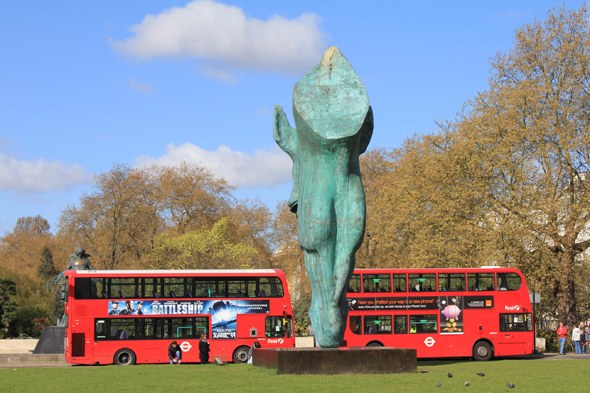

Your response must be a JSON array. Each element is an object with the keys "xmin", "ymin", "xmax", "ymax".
[{"xmin": 573, "ymin": 324, "xmax": 581, "ymax": 354}]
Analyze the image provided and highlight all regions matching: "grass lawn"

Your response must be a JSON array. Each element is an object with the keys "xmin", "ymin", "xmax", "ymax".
[{"xmin": 0, "ymin": 359, "xmax": 584, "ymax": 393}]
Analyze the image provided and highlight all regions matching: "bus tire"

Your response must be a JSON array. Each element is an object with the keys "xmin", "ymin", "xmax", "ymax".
[
  {"xmin": 473, "ymin": 341, "xmax": 493, "ymax": 361},
  {"xmin": 366, "ymin": 341, "xmax": 383, "ymax": 347},
  {"xmin": 233, "ymin": 345, "xmax": 250, "ymax": 363},
  {"xmin": 114, "ymin": 348, "xmax": 136, "ymax": 366}
]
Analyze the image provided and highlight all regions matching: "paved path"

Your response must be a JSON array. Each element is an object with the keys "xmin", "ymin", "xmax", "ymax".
[{"xmin": 542, "ymin": 352, "xmax": 590, "ymax": 360}]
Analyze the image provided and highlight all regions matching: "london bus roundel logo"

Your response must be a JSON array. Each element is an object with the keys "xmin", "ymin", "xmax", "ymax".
[
  {"xmin": 424, "ymin": 337, "xmax": 436, "ymax": 347},
  {"xmin": 180, "ymin": 342, "xmax": 192, "ymax": 352}
]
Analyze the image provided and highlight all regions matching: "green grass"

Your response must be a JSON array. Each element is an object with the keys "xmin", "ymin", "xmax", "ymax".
[{"xmin": 0, "ymin": 359, "xmax": 584, "ymax": 393}]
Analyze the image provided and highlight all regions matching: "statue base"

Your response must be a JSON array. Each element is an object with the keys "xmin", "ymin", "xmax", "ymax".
[
  {"xmin": 33, "ymin": 327, "xmax": 65, "ymax": 354},
  {"xmin": 252, "ymin": 347, "xmax": 416, "ymax": 375}
]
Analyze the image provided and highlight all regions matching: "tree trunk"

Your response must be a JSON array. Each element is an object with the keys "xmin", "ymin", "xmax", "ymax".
[{"xmin": 556, "ymin": 249, "xmax": 577, "ymax": 327}]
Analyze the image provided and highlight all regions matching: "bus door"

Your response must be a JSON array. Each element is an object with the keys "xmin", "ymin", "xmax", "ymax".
[
  {"xmin": 496, "ymin": 313, "xmax": 533, "ymax": 355},
  {"xmin": 94, "ymin": 319, "xmax": 108, "ymax": 359}
]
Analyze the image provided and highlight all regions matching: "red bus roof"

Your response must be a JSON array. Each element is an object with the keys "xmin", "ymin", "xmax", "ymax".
[{"xmin": 66, "ymin": 269, "xmax": 283, "ymax": 277}]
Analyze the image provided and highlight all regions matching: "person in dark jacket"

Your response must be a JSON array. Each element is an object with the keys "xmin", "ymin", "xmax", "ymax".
[
  {"xmin": 199, "ymin": 334, "xmax": 210, "ymax": 364},
  {"xmin": 168, "ymin": 341, "xmax": 182, "ymax": 364}
]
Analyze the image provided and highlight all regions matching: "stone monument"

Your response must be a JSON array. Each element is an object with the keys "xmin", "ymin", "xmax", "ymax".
[{"xmin": 274, "ymin": 46, "xmax": 373, "ymax": 347}]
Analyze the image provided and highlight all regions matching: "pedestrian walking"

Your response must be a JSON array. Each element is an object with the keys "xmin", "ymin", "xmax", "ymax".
[{"xmin": 557, "ymin": 322, "xmax": 568, "ymax": 355}]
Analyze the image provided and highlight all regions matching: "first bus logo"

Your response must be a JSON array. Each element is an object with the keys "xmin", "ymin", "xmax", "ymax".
[
  {"xmin": 505, "ymin": 305, "xmax": 520, "ymax": 311},
  {"xmin": 268, "ymin": 338, "xmax": 284, "ymax": 344}
]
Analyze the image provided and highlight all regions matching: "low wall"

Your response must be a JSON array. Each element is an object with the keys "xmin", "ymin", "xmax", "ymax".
[
  {"xmin": 0, "ymin": 339, "xmax": 39, "ymax": 354},
  {"xmin": 295, "ymin": 337, "xmax": 315, "ymax": 348}
]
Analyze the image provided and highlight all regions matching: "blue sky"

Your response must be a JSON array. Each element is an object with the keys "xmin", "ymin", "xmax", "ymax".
[{"xmin": 0, "ymin": 0, "xmax": 585, "ymax": 234}]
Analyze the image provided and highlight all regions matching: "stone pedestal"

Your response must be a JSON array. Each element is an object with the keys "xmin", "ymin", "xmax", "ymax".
[
  {"xmin": 253, "ymin": 347, "xmax": 416, "ymax": 375},
  {"xmin": 33, "ymin": 327, "xmax": 65, "ymax": 354}
]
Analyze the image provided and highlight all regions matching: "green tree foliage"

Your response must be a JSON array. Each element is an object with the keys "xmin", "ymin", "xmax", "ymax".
[
  {"xmin": 37, "ymin": 247, "xmax": 57, "ymax": 280},
  {"xmin": 149, "ymin": 217, "xmax": 257, "ymax": 269},
  {"xmin": 7, "ymin": 306, "xmax": 49, "ymax": 338},
  {"xmin": 0, "ymin": 278, "xmax": 17, "ymax": 337}
]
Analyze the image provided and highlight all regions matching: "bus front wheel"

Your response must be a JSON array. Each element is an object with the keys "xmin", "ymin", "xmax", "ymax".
[
  {"xmin": 366, "ymin": 342, "xmax": 383, "ymax": 347},
  {"xmin": 473, "ymin": 341, "xmax": 493, "ymax": 361},
  {"xmin": 114, "ymin": 348, "xmax": 136, "ymax": 366},
  {"xmin": 233, "ymin": 346, "xmax": 250, "ymax": 363}
]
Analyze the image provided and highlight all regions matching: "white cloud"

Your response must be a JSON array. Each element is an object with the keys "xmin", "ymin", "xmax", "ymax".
[
  {"xmin": 129, "ymin": 78, "xmax": 154, "ymax": 95},
  {"xmin": 0, "ymin": 154, "xmax": 92, "ymax": 192},
  {"xmin": 110, "ymin": 0, "xmax": 328, "ymax": 76},
  {"xmin": 134, "ymin": 143, "xmax": 292, "ymax": 188}
]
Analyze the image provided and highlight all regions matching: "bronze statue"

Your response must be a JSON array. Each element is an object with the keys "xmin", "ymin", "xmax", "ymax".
[{"xmin": 65, "ymin": 247, "xmax": 94, "ymax": 271}]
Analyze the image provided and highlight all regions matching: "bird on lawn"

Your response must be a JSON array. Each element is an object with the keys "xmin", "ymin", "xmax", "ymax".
[
  {"xmin": 477, "ymin": 373, "xmax": 485, "ymax": 377},
  {"xmin": 507, "ymin": 383, "xmax": 515, "ymax": 388},
  {"xmin": 436, "ymin": 382, "xmax": 441, "ymax": 387},
  {"xmin": 464, "ymin": 382, "xmax": 470, "ymax": 386},
  {"xmin": 447, "ymin": 372, "xmax": 453, "ymax": 378}
]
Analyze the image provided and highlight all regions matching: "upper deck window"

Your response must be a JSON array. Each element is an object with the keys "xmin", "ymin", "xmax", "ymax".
[
  {"xmin": 408, "ymin": 274, "xmax": 436, "ymax": 292},
  {"xmin": 392, "ymin": 274, "xmax": 407, "ymax": 292},
  {"xmin": 438, "ymin": 273, "xmax": 466, "ymax": 292},
  {"xmin": 467, "ymin": 273, "xmax": 495, "ymax": 291},
  {"xmin": 347, "ymin": 274, "xmax": 361, "ymax": 293},
  {"xmin": 362, "ymin": 274, "xmax": 391, "ymax": 293},
  {"xmin": 497, "ymin": 273, "xmax": 522, "ymax": 291},
  {"xmin": 259, "ymin": 277, "xmax": 284, "ymax": 297},
  {"xmin": 76, "ymin": 275, "xmax": 284, "ymax": 299}
]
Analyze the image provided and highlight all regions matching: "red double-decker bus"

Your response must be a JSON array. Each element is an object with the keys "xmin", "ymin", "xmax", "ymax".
[
  {"xmin": 344, "ymin": 267, "xmax": 534, "ymax": 360},
  {"xmin": 63, "ymin": 269, "xmax": 294, "ymax": 365}
]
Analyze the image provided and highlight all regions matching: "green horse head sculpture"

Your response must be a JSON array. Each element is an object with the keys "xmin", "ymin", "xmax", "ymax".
[{"xmin": 274, "ymin": 47, "xmax": 373, "ymax": 347}]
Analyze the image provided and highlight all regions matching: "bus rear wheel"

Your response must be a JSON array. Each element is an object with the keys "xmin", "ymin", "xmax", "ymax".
[
  {"xmin": 114, "ymin": 348, "xmax": 136, "ymax": 366},
  {"xmin": 366, "ymin": 342, "xmax": 383, "ymax": 347},
  {"xmin": 473, "ymin": 341, "xmax": 492, "ymax": 361},
  {"xmin": 233, "ymin": 346, "xmax": 250, "ymax": 363}
]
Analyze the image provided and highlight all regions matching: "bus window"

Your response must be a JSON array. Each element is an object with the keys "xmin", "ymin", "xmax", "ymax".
[
  {"xmin": 259, "ymin": 277, "xmax": 284, "ymax": 297},
  {"xmin": 74, "ymin": 277, "xmax": 91, "ymax": 299},
  {"xmin": 195, "ymin": 317, "xmax": 208, "ymax": 336},
  {"xmin": 142, "ymin": 318, "xmax": 163, "ymax": 339},
  {"xmin": 195, "ymin": 279, "xmax": 226, "ymax": 298},
  {"xmin": 497, "ymin": 273, "xmax": 522, "ymax": 291},
  {"xmin": 362, "ymin": 274, "xmax": 391, "ymax": 293},
  {"xmin": 408, "ymin": 274, "xmax": 436, "ymax": 292},
  {"xmin": 438, "ymin": 273, "xmax": 466, "ymax": 292},
  {"xmin": 164, "ymin": 278, "xmax": 188, "ymax": 298},
  {"xmin": 109, "ymin": 318, "xmax": 137, "ymax": 340},
  {"xmin": 392, "ymin": 274, "xmax": 407, "ymax": 292},
  {"xmin": 500, "ymin": 313, "xmax": 532, "ymax": 332},
  {"xmin": 285, "ymin": 316, "xmax": 294, "ymax": 338},
  {"xmin": 228, "ymin": 279, "xmax": 255, "ymax": 298},
  {"xmin": 394, "ymin": 315, "xmax": 407, "ymax": 334},
  {"xmin": 349, "ymin": 316, "xmax": 362, "ymax": 335},
  {"xmin": 409, "ymin": 315, "xmax": 437, "ymax": 333},
  {"xmin": 91, "ymin": 278, "xmax": 107, "ymax": 298},
  {"xmin": 467, "ymin": 273, "xmax": 495, "ymax": 291},
  {"xmin": 145, "ymin": 278, "xmax": 162, "ymax": 298},
  {"xmin": 95, "ymin": 320, "xmax": 106, "ymax": 339},
  {"xmin": 266, "ymin": 316, "xmax": 289, "ymax": 337},
  {"xmin": 110, "ymin": 278, "xmax": 136, "ymax": 299},
  {"xmin": 364, "ymin": 315, "xmax": 392, "ymax": 334},
  {"xmin": 171, "ymin": 317, "xmax": 194, "ymax": 339},
  {"xmin": 347, "ymin": 274, "xmax": 361, "ymax": 293}
]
